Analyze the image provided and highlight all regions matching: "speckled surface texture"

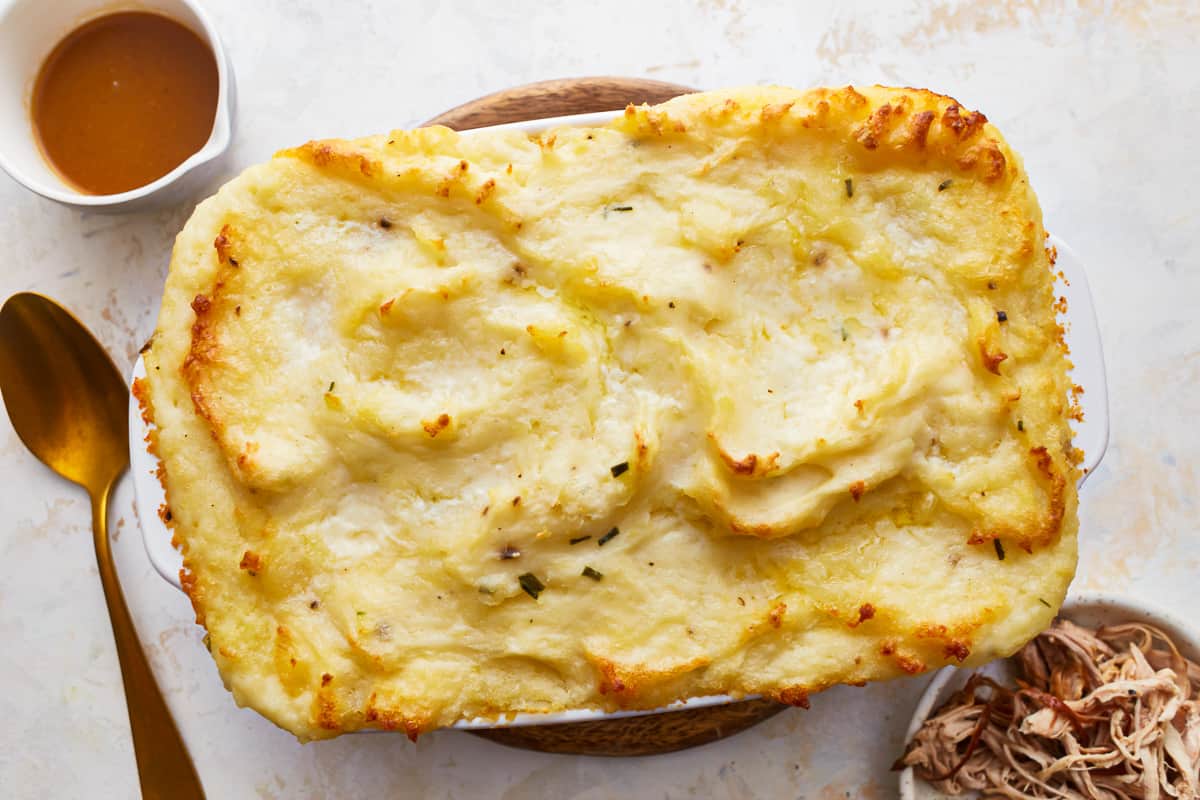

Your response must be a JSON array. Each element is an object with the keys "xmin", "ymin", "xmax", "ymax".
[{"xmin": 1, "ymin": 1, "xmax": 1196, "ymax": 797}]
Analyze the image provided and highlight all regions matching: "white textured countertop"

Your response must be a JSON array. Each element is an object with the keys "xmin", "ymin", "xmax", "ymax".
[{"xmin": 2, "ymin": 1, "xmax": 1198, "ymax": 797}]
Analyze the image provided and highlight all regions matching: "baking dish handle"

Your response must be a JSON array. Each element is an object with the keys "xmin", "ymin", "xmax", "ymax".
[{"xmin": 1049, "ymin": 235, "xmax": 1109, "ymax": 486}]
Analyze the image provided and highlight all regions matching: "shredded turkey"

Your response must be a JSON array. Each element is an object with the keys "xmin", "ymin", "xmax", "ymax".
[{"xmin": 897, "ymin": 619, "xmax": 1200, "ymax": 798}]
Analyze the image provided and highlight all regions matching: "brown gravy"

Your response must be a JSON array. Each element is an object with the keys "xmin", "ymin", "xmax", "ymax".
[{"xmin": 31, "ymin": 11, "xmax": 219, "ymax": 195}]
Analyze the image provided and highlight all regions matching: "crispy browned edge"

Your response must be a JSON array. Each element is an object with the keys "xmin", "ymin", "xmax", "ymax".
[{"xmin": 139, "ymin": 85, "xmax": 1076, "ymax": 738}]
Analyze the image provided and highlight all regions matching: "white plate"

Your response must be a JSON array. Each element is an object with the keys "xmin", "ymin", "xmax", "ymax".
[
  {"xmin": 898, "ymin": 592, "xmax": 1200, "ymax": 799},
  {"xmin": 127, "ymin": 110, "xmax": 1110, "ymax": 730}
]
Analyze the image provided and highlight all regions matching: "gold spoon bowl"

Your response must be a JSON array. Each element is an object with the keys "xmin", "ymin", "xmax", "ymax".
[{"xmin": 0, "ymin": 292, "xmax": 204, "ymax": 799}]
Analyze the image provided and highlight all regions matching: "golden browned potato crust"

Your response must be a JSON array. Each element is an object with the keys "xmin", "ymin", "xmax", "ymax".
[{"xmin": 141, "ymin": 85, "xmax": 1078, "ymax": 741}]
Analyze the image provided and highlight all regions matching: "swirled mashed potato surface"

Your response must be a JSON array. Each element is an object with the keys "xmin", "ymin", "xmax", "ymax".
[{"xmin": 139, "ymin": 86, "xmax": 1080, "ymax": 740}]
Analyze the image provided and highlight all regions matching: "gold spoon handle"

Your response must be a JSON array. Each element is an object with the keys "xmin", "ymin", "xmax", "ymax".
[{"xmin": 92, "ymin": 486, "xmax": 206, "ymax": 800}]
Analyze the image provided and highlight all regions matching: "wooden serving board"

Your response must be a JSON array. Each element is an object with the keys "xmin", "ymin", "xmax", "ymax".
[
  {"xmin": 423, "ymin": 77, "xmax": 790, "ymax": 756},
  {"xmin": 423, "ymin": 76, "xmax": 695, "ymax": 130}
]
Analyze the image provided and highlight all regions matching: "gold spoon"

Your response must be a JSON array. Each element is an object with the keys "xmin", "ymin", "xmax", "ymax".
[{"xmin": 0, "ymin": 293, "xmax": 204, "ymax": 800}]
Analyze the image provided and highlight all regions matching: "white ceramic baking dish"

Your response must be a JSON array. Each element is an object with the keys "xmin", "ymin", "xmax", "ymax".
[{"xmin": 127, "ymin": 110, "xmax": 1110, "ymax": 730}]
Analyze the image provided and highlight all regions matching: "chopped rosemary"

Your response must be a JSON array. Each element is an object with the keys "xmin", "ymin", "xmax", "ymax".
[
  {"xmin": 598, "ymin": 527, "xmax": 620, "ymax": 546},
  {"xmin": 844, "ymin": 178, "xmax": 854, "ymax": 198},
  {"xmin": 1038, "ymin": 598, "xmax": 1051, "ymax": 608},
  {"xmin": 582, "ymin": 566, "xmax": 604, "ymax": 581},
  {"xmin": 610, "ymin": 205, "xmax": 633, "ymax": 212},
  {"xmin": 938, "ymin": 179, "xmax": 953, "ymax": 191},
  {"xmin": 840, "ymin": 325, "xmax": 849, "ymax": 342},
  {"xmin": 610, "ymin": 461, "xmax": 630, "ymax": 478},
  {"xmin": 328, "ymin": 381, "xmax": 335, "ymax": 392},
  {"xmin": 1017, "ymin": 420, "xmax": 1025, "ymax": 432},
  {"xmin": 356, "ymin": 610, "xmax": 366, "ymax": 617},
  {"xmin": 993, "ymin": 538, "xmax": 1006, "ymax": 561},
  {"xmin": 569, "ymin": 535, "xmax": 592, "ymax": 545},
  {"xmin": 518, "ymin": 572, "xmax": 545, "ymax": 599}
]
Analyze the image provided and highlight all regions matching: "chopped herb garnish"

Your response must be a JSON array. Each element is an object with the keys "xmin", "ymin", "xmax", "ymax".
[
  {"xmin": 378, "ymin": 217, "xmax": 393, "ymax": 229},
  {"xmin": 569, "ymin": 535, "xmax": 592, "ymax": 545},
  {"xmin": 357, "ymin": 610, "xmax": 366, "ymax": 617},
  {"xmin": 582, "ymin": 565, "xmax": 604, "ymax": 581},
  {"xmin": 1017, "ymin": 420, "xmax": 1025, "ymax": 432},
  {"xmin": 309, "ymin": 600, "xmax": 320, "ymax": 610},
  {"xmin": 938, "ymin": 179, "xmax": 953, "ymax": 191},
  {"xmin": 996, "ymin": 310, "xmax": 1008, "ymax": 323},
  {"xmin": 840, "ymin": 325, "xmax": 849, "ymax": 342},
  {"xmin": 610, "ymin": 205, "xmax": 633, "ymax": 212},
  {"xmin": 202, "ymin": 633, "xmax": 211, "ymax": 651},
  {"xmin": 518, "ymin": 572, "xmax": 545, "ymax": 599},
  {"xmin": 994, "ymin": 538, "xmax": 1006, "ymax": 561},
  {"xmin": 844, "ymin": 178, "xmax": 854, "ymax": 198},
  {"xmin": 328, "ymin": 381, "xmax": 335, "ymax": 392},
  {"xmin": 598, "ymin": 527, "xmax": 620, "ymax": 546},
  {"xmin": 1038, "ymin": 597, "xmax": 1051, "ymax": 608},
  {"xmin": 499, "ymin": 545, "xmax": 521, "ymax": 560},
  {"xmin": 610, "ymin": 461, "xmax": 630, "ymax": 478}
]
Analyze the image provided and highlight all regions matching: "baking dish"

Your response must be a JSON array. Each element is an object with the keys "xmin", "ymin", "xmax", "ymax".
[{"xmin": 127, "ymin": 109, "xmax": 1110, "ymax": 730}]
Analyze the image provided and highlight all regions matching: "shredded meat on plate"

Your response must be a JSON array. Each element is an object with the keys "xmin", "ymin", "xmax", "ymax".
[{"xmin": 897, "ymin": 620, "xmax": 1200, "ymax": 798}]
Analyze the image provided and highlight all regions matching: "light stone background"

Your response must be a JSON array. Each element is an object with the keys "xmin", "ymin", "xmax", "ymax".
[{"xmin": 2, "ymin": 0, "xmax": 1198, "ymax": 797}]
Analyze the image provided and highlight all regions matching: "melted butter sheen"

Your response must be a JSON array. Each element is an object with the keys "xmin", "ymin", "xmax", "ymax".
[
  {"xmin": 142, "ymin": 86, "xmax": 1080, "ymax": 740},
  {"xmin": 32, "ymin": 12, "xmax": 218, "ymax": 195}
]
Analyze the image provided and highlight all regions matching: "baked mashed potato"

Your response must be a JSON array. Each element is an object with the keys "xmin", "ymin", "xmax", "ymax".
[{"xmin": 138, "ymin": 86, "xmax": 1081, "ymax": 741}]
